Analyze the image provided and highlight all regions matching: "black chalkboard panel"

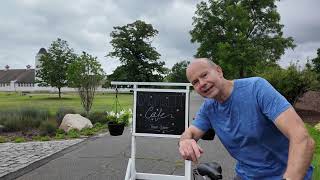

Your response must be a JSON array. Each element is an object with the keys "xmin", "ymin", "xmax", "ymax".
[{"xmin": 136, "ymin": 91, "xmax": 186, "ymax": 135}]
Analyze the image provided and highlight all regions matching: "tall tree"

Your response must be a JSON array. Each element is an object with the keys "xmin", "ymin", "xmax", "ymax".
[
  {"xmin": 36, "ymin": 38, "xmax": 76, "ymax": 98},
  {"xmin": 312, "ymin": 48, "xmax": 320, "ymax": 76},
  {"xmin": 166, "ymin": 60, "xmax": 190, "ymax": 83},
  {"xmin": 108, "ymin": 20, "xmax": 166, "ymax": 82},
  {"xmin": 67, "ymin": 52, "xmax": 105, "ymax": 115},
  {"xmin": 190, "ymin": 0, "xmax": 295, "ymax": 78}
]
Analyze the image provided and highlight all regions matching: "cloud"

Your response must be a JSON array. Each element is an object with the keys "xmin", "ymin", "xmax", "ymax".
[{"xmin": 0, "ymin": 0, "xmax": 319, "ymax": 74}]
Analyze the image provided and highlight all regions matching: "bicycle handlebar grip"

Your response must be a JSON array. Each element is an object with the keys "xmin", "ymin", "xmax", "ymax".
[{"xmin": 197, "ymin": 162, "xmax": 222, "ymax": 180}]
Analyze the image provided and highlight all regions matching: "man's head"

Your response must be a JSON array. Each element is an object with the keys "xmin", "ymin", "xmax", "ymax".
[{"xmin": 186, "ymin": 58, "xmax": 225, "ymax": 98}]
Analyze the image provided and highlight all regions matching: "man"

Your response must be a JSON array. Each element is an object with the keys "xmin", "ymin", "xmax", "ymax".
[{"xmin": 178, "ymin": 58, "xmax": 315, "ymax": 180}]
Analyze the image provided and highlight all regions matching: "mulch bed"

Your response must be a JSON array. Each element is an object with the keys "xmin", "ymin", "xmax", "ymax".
[
  {"xmin": 0, "ymin": 129, "xmax": 41, "ymax": 142},
  {"xmin": 296, "ymin": 109, "xmax": 320, "ymax": 126},
  {"xmin": 295, "ymin": 91, "xmax": 320, "ymax": 126}
]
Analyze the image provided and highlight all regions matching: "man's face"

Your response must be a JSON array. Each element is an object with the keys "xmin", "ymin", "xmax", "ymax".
[{"xmin": 186, "ymin": 61, "xmax": 223, "ymax": 98}]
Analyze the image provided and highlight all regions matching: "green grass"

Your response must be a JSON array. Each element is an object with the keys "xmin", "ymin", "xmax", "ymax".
[
  {"xmin": 0, "ymin": 92, "xmax": 133, "ymax": 115},
  {"xmin": 306, "ymin": 124, "xmax": 320, "ymax": 180}
]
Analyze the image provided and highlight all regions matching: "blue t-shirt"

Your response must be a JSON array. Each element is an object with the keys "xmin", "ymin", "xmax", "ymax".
[{"xmin": 192, "ymin": 77, "xmax": 313, "ymax": 180}]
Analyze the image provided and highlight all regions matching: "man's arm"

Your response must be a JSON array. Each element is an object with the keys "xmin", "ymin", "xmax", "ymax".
[
  {"xmin": 274, "ymin": 107, "xmax": 315, "ymax": 180},
  {"xmin": 179, "ymin": 125, "xmax": 206, "ymax": 163}
]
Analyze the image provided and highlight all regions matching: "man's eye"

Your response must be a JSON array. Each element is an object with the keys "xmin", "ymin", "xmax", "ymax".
[{"xmin": 192, "ymin": 80, "xmax": 199, "ymax": 85}]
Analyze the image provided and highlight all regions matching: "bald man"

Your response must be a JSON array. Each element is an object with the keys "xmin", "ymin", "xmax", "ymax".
[{"xmin": 178, "ymin": 58, "xmax": 315, "ymax": 180}]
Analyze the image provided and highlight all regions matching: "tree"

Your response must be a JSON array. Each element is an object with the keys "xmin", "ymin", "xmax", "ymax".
[
  {"xmin": 190, "ymin": 0, "xmax": 295, "ymax": 78},
  {"xmin": 36, "ymin": 38, "xmax": 76, "ymax": 98},
  {"xmin": 108, "ymin": 20, "xmax": 166, "ymax": 82},
  {"xmin": 166, "ymin": 60, "xmax": 190, "ymax": 83},
  {"xmin": 311, "ymin": 48, "xmax": 320, "ymax": 79},
  {"xmin": 67, "ymin": 52, "xmax": 105, "ymax": 115}
]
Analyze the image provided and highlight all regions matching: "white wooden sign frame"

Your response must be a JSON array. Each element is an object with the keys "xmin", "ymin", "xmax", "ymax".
[{"xmin": 111, "ymin": 81, "xmax": 192, "ymax": 180}]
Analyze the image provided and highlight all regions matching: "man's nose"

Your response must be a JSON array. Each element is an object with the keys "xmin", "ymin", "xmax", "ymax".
[{"xmin": 199, "ymin": 79, "xmax": 206, "ymax": 89}]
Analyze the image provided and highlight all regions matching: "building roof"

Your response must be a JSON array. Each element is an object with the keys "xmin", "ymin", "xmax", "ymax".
[
  {"xmin": 38, "ymin": 48, "xmax": 47, "ymax": 54},
  {"xmin": 0, "ymin": 69, "xmax": 35, "ymax": 83}
]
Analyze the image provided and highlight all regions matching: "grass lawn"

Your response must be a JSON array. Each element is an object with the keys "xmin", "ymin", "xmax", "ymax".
[
  {"xmin": 306, "ymin": 124, "xmax": 320, "ymax": 180},
  {"xmin": 0, "ymin": 92, "xmax": 133, "ymax": 115}
]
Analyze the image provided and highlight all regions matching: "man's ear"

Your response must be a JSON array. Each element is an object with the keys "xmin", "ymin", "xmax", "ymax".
[{"xmin": 216, "ymin": 65, "xmax": 223, "ymax": 77}]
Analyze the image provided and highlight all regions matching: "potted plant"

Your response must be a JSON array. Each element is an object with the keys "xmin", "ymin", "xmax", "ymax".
[{"xmin": 106, "ymin": 109, "xmax": 132, "ymax": 136}]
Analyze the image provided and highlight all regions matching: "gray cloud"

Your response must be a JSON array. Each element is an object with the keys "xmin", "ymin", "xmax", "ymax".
[{"xmin": 0, "ymin": 0, "xmax": 319, "ymax": 74}]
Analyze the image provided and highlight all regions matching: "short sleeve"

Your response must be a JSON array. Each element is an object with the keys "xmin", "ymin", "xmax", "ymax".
[
  {"xmin": 192, "ymin": 101, "xmax": 211, "ymax": 132},
  {"xmin": 255, "ymin": 78, "xmax": 291, "ymax": 122}
]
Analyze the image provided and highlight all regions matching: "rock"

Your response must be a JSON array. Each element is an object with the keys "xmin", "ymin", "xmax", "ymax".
[{"xmin": 59, "ymin": 114, "xmax": 93, "ymax": 132}]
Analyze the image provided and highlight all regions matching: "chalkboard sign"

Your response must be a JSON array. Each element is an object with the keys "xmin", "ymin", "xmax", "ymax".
[{"xmin": 136, "ymin": 91, "xmax": 186, "ymax": 135}]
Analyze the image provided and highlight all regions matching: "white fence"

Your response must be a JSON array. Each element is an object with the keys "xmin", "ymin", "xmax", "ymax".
[{"xmin": 0, "ymin": 83, "xmax": 131, "ymax": 93}]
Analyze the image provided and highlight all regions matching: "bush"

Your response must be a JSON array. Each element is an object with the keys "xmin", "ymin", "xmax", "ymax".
[
  {"xmin": 40, "ymin": 136, "xmax": 50, "ymax": 141},
  {"xmin": 56, "ymin": 128, "xmax": 65, "ymax": 135},
  {"xmin": 39, "ymin": 121, "xmax": 57, "ymax": 136},
  {"xmin": 93, "ymin": 123, "xmax": 107, "ymax": 133},
  {"xmin": 256, "ymin": 64, "xmax": 319, "ymax": 105},
  {"xmin": 0, "ymin": 107, "xmax": 49, "ymax": 132},
  {"xmin": 14, "ymin": 137, "xmax": 26, "ymax": 143},
  {"xmin": 54, "ymin": 133, "xmax": 65, "ymax": 140},
  {"xmin": 88, "ymin": 111, "xmax": 108, "ymax": 124},
  {"xmin": 94, "ymin": 122, "xmax": 103, "ymax": 128},
  {"xmin": 56, "ymin": 107, "xmax": 76, "ymax": 127},
  {"xmin": 0, "ymin": 136, "xmax": 6, "ymax": 143},
  {"xmin": 67, "ymin": 129, "xmax": 80, "ymax": 138},
  {"xmin": 32, "ymin": 135, "xmax": 42, "ymax": 141},
  {"xmin": 80, "ymin": 127, "xmax": 95, "ymax": 136}
]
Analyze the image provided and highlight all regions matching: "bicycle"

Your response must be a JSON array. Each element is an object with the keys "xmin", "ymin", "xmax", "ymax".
[{"xmin": 193, "ymin": 161, "xmax": 223, "ymax": 180}]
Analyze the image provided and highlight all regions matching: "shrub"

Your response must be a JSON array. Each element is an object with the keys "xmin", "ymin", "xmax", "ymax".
[
  {"xmin": 56, "ymin": 107, "xmax": 76, "ymax": 127},
  {"xmin": 88, "ymin": 111, "xmax": 108, "ymax": 124},
  {"xmin": 256, "ymin": 64, "xmax": 319, "ymax": 105},
  {"xmin": 54, "ymin": 133, "xmax": 65, "ymax": 140},
  {"xmin": 92, "ymin": 122, "xmax": 107, "ymax": 132},
  {"xmin": 80, "ymin": 127, "xmax": 95, "ymax": 136},
  {"xmin": 40, "ymin": 136, "xmax": 50, "ymax": 141},
  {"xmin": 39, "ymin": 121, "xmax": 57, "ymax": 136},
  {"xmin": 67, "ymin": 129, "xmax": 80, "ymax": 138},
  {"xmin": 32, "ymin": 135, "xmax": 42, "ymax": 141},
  {"xmin": 14, "ymin": 137, "xmax": 26, "ymax": 143},
  {"xmin": 94, "ymin": 122, "xmax": 102, "ymax": 128},
  {"xmin": 56, "ymin": 128, "xmax": 65, "ymax": 135},
  {"xmin": 0, "ymin": 107, "xmax": 49, "ymax": 132},
  {"xmin": 0, "ymin": 136, "xmax": 6, "ymax": 143}
]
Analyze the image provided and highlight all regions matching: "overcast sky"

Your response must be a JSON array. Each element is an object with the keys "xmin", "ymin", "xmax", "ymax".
[{"xmin": 0, "ymin": 0, "xmax": 319, "ymax": 75}]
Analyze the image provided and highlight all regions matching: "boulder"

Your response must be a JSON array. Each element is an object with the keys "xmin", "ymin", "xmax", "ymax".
[{"xmin": 59, "ymin": 114, "xmax": 93, "ymax": 132}]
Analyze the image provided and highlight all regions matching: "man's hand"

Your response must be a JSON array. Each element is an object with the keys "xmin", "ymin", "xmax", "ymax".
[{"xmin": 179, "ymin": 139, "xmax": 204, "ymax": 163}]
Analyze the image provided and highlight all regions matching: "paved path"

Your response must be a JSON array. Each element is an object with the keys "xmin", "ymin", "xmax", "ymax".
[
  {"xmin": 3, "ymin": 93, "xmax": 236, "ymax": 180},
  {"xmin": 0, "ymin": 139, "xmax": 84, "ymax": 179}
]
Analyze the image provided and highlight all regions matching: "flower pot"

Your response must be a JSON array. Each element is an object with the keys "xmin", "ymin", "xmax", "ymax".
[
  {"xmin": 108, "ymin": 122, "xmax": 125, "ymax": 136},
  {"xmin": 201, "ymin": 128, "xmax": 215, "ymax": 140}
]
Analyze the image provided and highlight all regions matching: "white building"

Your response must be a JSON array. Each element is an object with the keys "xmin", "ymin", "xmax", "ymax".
[{"xmin": 0, "ymin": 48, "xmax": 115, "ymax": 92}]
